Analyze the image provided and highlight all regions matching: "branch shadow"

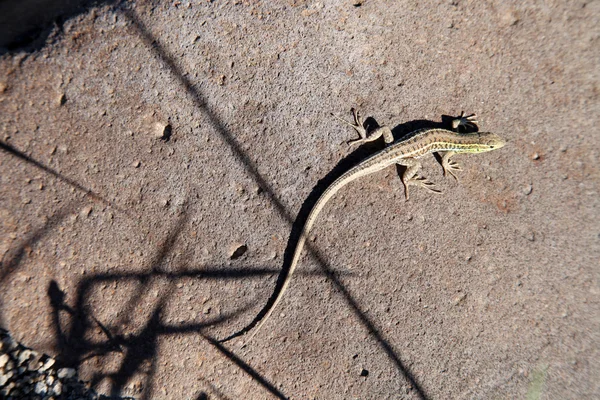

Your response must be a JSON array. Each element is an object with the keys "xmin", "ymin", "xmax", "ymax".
[
  {"xmin": 219, "ymin": 116, "xmax": 453, "ymax": 398},
  {"xmin": 46, "ymin": 205, "xmax": 292, "ymax": 399},
  {"xmin": 118, "ymin": 4, "xmax": 438, "ymax": 399},
  {"xmin": 0, "ymin": 135, "xmax": 345, "ymax": 397},
  {"xmin": 0, "ymin": 2, "xmax": 479, "ymax": 398},
  {"xmin": 0, "ymin": 141, "xmax": 125, "ymax": 212}
]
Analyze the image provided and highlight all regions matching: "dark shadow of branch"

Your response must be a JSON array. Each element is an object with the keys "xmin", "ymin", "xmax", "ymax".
[
  {"xmin": 120, "ymin": 5, "xmax": 432, "ymax": 399},
  {"xmin": 0, "ymin": 141, "xmax": 125, "ymax": 212},
  {"xmin": 45, "ymin": 202, "xmax": 288, "ymax": 399},
  {"xmin": 203, "ymin": 335, "xmax": 288, "ymax": 400}
]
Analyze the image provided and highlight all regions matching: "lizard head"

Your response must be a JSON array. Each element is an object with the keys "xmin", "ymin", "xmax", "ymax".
[{"xmin": 470, "ymin": 132, "xmax": 506, "ymax": 153}]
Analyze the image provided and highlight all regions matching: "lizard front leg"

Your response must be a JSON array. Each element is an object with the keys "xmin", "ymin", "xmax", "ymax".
[
  {"xmin": 439, "ymin": 151, "xmax": 461, "ymax": 180},
  {"xmin": 396, "ymin": 158, "xmax": 441, "ymax": 200},
  {"xmin": 451, "ymin": 111, "xmax": 478, "ymax": 132},
  {"xmin": 439, "ymin": 112, "xmax": 478, "ymax": 179},
  {"xmin": 333, "ymin": 108, "xmax": 394, "ymax": 146}
]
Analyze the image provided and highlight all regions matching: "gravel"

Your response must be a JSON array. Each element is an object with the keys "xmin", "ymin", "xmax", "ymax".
[{"xmin": 0, "ymin": 328, "xmax": 135, "ymax": 400}]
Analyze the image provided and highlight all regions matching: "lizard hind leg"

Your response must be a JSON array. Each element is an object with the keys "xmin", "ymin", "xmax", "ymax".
[
  {"xmin": 397, "ymin": 158, "xmax": 442, "ymax": 200},
  {"xmin": 331, "ymin": 108, "xmax": 368, "ymax": 140},
  {"xmin": 333, "ymin": 108, "xmax": 393, "ymax": 146}
]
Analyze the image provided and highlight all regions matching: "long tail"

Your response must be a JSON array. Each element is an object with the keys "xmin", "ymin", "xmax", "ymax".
[{"xmin": 236, "ymin": 165, "xmax": 372, "ymax": 347}]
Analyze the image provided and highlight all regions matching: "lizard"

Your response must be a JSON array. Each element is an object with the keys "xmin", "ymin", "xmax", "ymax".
[{"xmin": 227, "ymin": 109, "xmax": 505, "ymax": 346}]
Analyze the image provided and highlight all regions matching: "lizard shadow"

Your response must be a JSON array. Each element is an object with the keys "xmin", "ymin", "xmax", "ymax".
[
  {"xmin": 220, "ymin": 114, "xmax": 467, "ymax": 342},
  {"xmin": 220, "ymin": 113, "xmax": 477, "ymax": 400}
]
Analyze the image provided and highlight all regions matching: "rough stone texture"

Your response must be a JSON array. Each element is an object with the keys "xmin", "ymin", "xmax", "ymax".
[
  {"xmin": 0, "ymin": 328, "xmax": 134, "ymax": 399},
  {"xmin": 0, "ymin": 0, "xmax": 598, "ymax": 399}
]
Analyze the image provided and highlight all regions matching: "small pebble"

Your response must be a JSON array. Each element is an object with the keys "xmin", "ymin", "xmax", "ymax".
[
  {"xmin": 56, "ymin": 93, "xmax": 67, "ymax": 107},
  {"xmin": 453, "ymin": 293, "xmax": 467, "ymax": 305},
  {"xmin": 53, "ymin": 381, "xmax": 63, "ymax": 395},
  {"xmin": 154, "ymin": 122, "xmax": 172, "ymax": 141},
  {"xmin": 18, "ymin": 349, "xmax": 33, "ymax": 365},
  {"xmin": 229, "ymin": 244, "xmax": 248, "ymax": 260},
  {"xmin": 360, "ymin": 368, "xmax": 369, "ymax": 377},
  {"xmin": 531, "ymin": 153, "xmax": 540, "ymax": 160},
  {"xmin": 0, "ymin": 371, "xmax": 10, "ymax": 385},
  {"xmin": 80, "ymin": 205, "xmax": 93, "ymax": 217},
  {"xmin": 57, "ymin": 368, "xmax": 76, "ymax": 379},
  {"xmin": 526, "ymin": 232, "xmax": 535, "ymax": 242}
]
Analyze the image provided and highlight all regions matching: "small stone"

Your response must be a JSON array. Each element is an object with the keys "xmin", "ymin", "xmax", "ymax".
[
  {"xmin": 203, "ymin": 306, "xmax": 211, "ymax": 315},
  {"xmin": 453, "ymin": 293, "xmax": 467, "ymax": 305},
  {"xmin": 229, "ymin": 244, "xmax": 248, "ymax": 260},
  {"xmin": 154, "ymin": 122, "xmax": 172, "ymax": 141},
  {"xmin": 133, "ymin": 160, "xmax": 141, "ymax": 168},
  {"xmin": 18, "ymin": 349, "xmax": 33, "ymax": 365},
  {"xmin": 522, "ymin": 184, "xmax": 533, "ymax": 195},
  {"xmin": 360, "ymin": 368, "xmax": 369, "ymax": 377},
  {"xmin": 3, "ymin": 381, "xmax": 16, "ymax": 395},
  {"xmin": 52, "ymin": 381, "xmax": 62, "ymax": 395},
  {"xmin": 34, "ymin": 381, "xmax": 47, "ymax": 394},
  {"xmin": 531, "ymin": 153, "xmax": 540, "ymax": 160},
  {"xmin": 57, "ymin": 368, "xmax": 76, "ymax": 379},
  {"xmin": 352, "ymin": 0, "xmax": 364, "ymax": 6},
  {"xmin": 80, "ymin": 205, "xmax": 93, "ymax": 217},
  {"xmin": 39, "ymin": 357, "xmax": 55, "ymax": 371},
  {"xmin": 526, "ymin": 231, "xmax": 535, "ymax": 241},
  {"xmin": 0, "ymin": 371, "xmax": 11, "ymax": 385},
  {"xmin": 56, "ymin": 93, "xmax": 67, "ymax": 107},
  {"xmin": 501, "ymin": 9, "xmax": 520, "ymax": 26},
  {"xmin": 0, "ymin": 81, "xmax": 7, "ymax": 93}
]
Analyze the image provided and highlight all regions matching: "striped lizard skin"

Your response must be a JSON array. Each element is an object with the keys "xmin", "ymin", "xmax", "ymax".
[{"xmin": 223, "ymin": 109, "xmax": 505, "ymax": 346}]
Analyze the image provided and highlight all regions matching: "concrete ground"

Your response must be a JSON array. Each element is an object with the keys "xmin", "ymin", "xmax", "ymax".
[{"xmin": 1, "ymin": 0, "xmax": 598, "ymax": 399}]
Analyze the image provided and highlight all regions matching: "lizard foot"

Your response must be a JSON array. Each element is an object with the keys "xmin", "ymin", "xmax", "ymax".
[
  {"xmin": 402, "ymin": 175, "xmax": 442, "ymax": 200},
  {"xmin": 451, "ymin": 111, "xmax": 478, "ymax": 132},
  {"xmin": 331, "ymin": 108, "xmax": 367, "ymax": 144},
  {"xmin": 442, "ymin": 158, "xmax": 462, "ymax": 180}
]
